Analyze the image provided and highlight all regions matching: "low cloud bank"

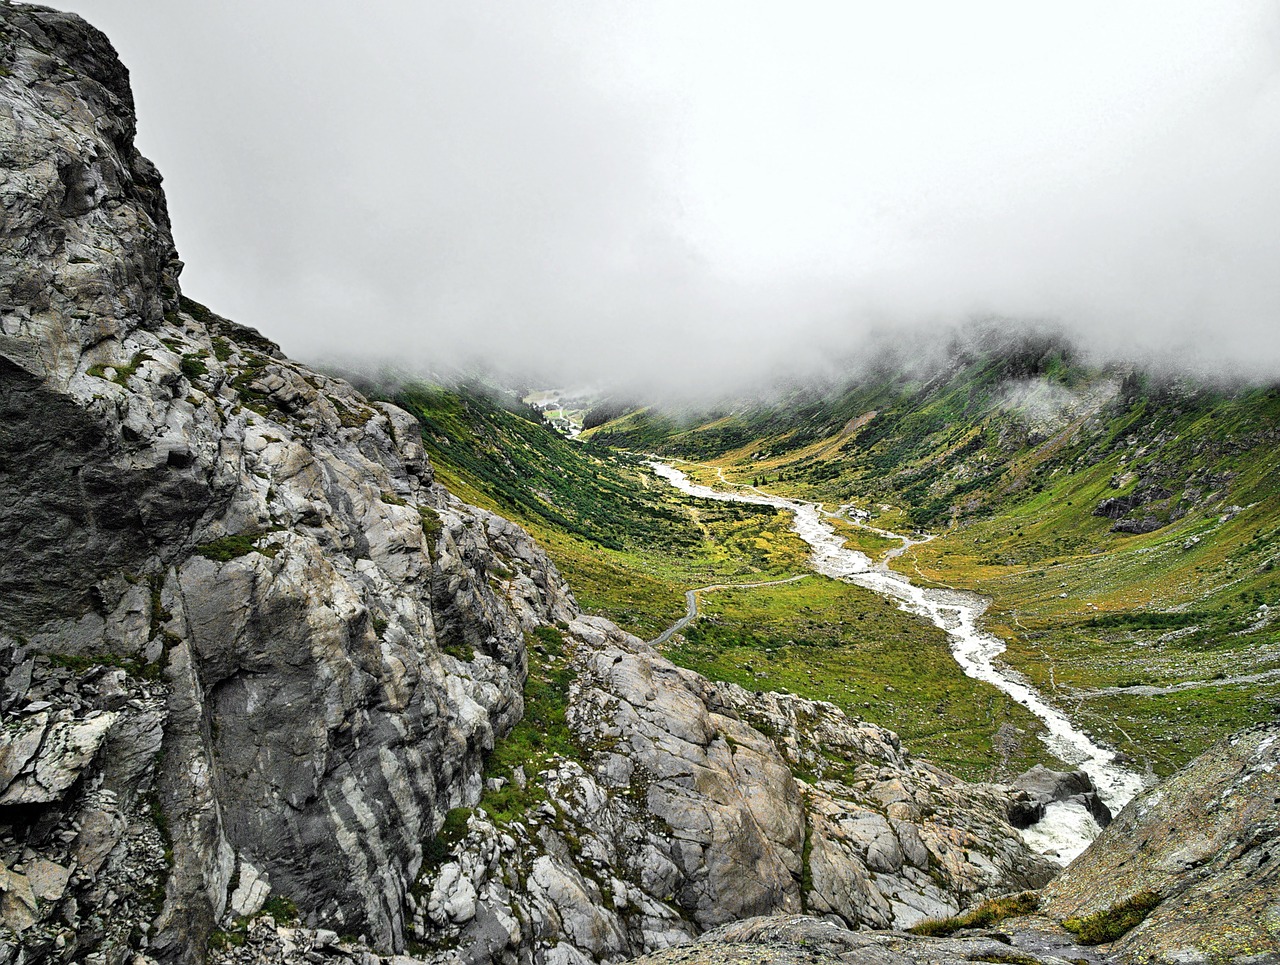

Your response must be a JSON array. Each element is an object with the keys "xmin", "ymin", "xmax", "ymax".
[{"xmin": 67, "ymin": 1, "xmax": 1280, "ymax": 395}]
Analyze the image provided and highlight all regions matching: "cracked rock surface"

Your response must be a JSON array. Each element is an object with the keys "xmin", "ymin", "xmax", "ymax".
[
  {"xmin": 5, "ymin": 6, "xmax": 1276, "ymax": 965},
  {"xmin": 405, "ymin": 619, "xmax": 1055, "ymax": 964}
]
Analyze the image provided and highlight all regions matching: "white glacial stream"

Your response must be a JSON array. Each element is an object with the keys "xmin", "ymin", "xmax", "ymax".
[{"xmin": 649, "ymin": 460, "xmax": 1147, "ymax": 863}]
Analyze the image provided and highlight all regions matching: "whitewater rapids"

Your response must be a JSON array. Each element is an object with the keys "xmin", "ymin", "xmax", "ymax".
[{"xmin": 650, "ymin": 461, "xmax": 1146, "ymax": 863}]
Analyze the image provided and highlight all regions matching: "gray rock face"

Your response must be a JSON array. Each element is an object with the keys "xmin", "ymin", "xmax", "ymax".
[
  {"xmin": 621, "ymin": 914, "xmax": 1105, "ymax": 965},
  {"xmin": 0, "ymin": 3, "xmax": 192, "ymax": 632},
  {"xmin": 1040, "ymin": 723, "xmax": 1280, "ymax": 964},
  {"xmin": 407, "ymin": 620, "xmax": 1056, "ymax": 964},
  {"xmin": 0, "ymin": 650, "xmax": 169, "ymax": 963},
  {"xmin": 1009, "ymin": 766, "xmax": 1112, "ymax": 830},
  {"xmin": 0, "ymin": 7, "xmax": 572, "ymax": 961},
  {"xmin": 0, "ymin": 7, "xmax": 1060, "ymax": 965}
]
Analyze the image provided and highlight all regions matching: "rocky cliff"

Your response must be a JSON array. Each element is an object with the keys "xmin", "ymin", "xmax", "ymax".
[
  {"xmin": 628, "ymin": 722, "xmax": 1280, "ymax": 965},
  {"xmin": 0, "ymin": 6, "xmax": 1217, "ymax": 965},
  {"xmin": 1038, "ymin": 723, "xmax": 1280, "ymax": 963},
  {"xmin": 0, "ymin": 5, "xmax": 572, "ymax": 960}
]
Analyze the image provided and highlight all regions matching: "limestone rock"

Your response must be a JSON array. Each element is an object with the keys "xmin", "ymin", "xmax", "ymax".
[
  {"xmin": 229, "ymin": 862, "xmax": 271, "ymax": 919},
  {"xmin": 0, "ymin": 649, "xmax": 172, "ymax": 963},
  {"xmin": 0, "ymin": 711, "xmax": 117, "ymax": 805}
]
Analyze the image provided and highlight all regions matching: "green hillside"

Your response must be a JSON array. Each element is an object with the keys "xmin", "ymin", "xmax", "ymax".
[
  {"xmin": 585, "ymin": 334, "xmax": 1280, "ymax": 773},
  {"xmin": 389, "ymin": 381, "xmax": 1060, "ymax": 779}
]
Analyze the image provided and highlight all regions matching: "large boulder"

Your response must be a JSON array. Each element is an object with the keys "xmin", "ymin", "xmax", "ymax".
[{"xmin": 1009, "ymin": 765, "xmax": 1112, "ymax": 829}]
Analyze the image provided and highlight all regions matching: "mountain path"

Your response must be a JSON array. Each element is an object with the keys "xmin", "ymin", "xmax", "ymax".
[{"xmin": 649, "ymin": 575, "xmax": 809, "ymax": 647}]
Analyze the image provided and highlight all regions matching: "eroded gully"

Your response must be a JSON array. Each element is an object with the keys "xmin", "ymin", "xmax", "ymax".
[{"xmin": 649, "ymin": 460, "xmax": 1147, "ymax": 863}]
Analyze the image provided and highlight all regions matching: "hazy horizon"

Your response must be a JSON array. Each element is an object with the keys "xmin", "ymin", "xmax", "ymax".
[{"xmin": 58, "ymin": 1, "xmax": 1280, "ymax": 394}]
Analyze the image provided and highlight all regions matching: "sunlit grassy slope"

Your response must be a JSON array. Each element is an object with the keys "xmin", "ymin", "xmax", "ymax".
[
  {"xmin": 586, "ymin": 334, "xmax": 1280, "ymax": 775},
  {"xmin": 390, "ymin": 381, "xmax": 1059, "ymax": 779}
]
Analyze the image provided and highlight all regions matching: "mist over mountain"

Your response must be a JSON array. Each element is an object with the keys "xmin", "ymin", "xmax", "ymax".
[
  {"xmin": 5, "ymin": 4, "xmax": 1280, "ymax": 962},
  {"xmin": 56, "ymin": 1, "xmax": 1280, "ymax": 394}
]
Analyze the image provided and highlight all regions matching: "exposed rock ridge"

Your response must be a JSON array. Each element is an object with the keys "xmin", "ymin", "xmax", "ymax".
[
  {"xmin": 407, "ymin": 618, "xmax": 1056, "ymax": 964},
  {"xmin": 0, "ymin": 6, "xmax": 1072, "ymax": 965},
  {"xmin": 622, "ymin": 914, "xmax": 1106, "ymax": 965},
  {"xmin": 1, "ymin": 5, "xmax": 573, "ymax": 960},
  {"xmin": 1039, "ymin": 722, "xmax": 1280, "ymax": 964}
]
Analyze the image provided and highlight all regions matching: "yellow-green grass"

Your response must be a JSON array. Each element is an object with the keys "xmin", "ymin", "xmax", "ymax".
[
  {"xmin": 545, "ymin": 501, "xmax": 810, "ymax": 640},
  {"xmin": 895, "ymin": 460, "xmax": 1280, "ymax": 774},
  {"xmin": 661, "ymin": 576, "xmax": 1061, "ymax": 781},
  {"xmin": 584, "ymin": 358, "xmax": 1280, "ymax": 778},
  {"xmin": 405, "ymin": 381, "xmax": 1280, "ymax": 779},
  {"xmin": 425, "ymin": 433, "xmax": 811, "ymax": 640},
  {"xmin": 655, "ymin": 427, "xmax": 1279, "ymax": 776},
  {"xmin": 414, "ymin": 388, "xmax": 1064, "ymax": 778},
  {"xmin": 827, "ymin": 517, "xmax": 902, "ymax": 563}
]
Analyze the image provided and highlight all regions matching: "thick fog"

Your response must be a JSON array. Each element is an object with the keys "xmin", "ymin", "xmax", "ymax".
[{"xmin": 60, "ymin": 1, "xmax": 1280, "ymax": 392}]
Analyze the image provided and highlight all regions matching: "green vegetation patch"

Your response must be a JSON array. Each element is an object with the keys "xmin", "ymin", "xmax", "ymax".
[
  {"xmin": 908, "ymin": 891, "xmax": 1041, "ymax": 937},
  {"xmin": 664, "ymin": 577, "xmax": 1054, "ymax": 780},
  {"xmin": 422, "ymin": 806, "xmax": 474, "ymax": 871},
  {"xmin": 228, "ymin": 352, "xmax": 286, "ymax": 420},
  {"xmin": 49, "ymin": 650, "xmax": 164, "ymax": 683},
  {"xmin": 586, "ymin": 345, "xmax": 1280, "ymax": 777},
  {"xmin": 261, "ymin": 895, "xmax": 298, "ymax": 925},
  {"xmin": 371, "ymin": 379, "xmax": 1074, "ymax": 778},
  {"xmin": 390, "ymin": 382, "xmax": 811, "ymax": 639},
  {"xmin": 88, "ymin": 351, "xmax": 150, "ymax": 386},
  {"xmin": 195, "ymin": 532, "xmax": 279, "ymax": 562},
  {"xmin": 968, "ymin": 953, "xmax": 1043, "ymax": 965},
  {"xmin": 180, "ymin": 352, "xmax": 209, "ymax": 380},
  {"xmin": 1062, "ymin": 890, "xmax": 1162, "ymax": 944},
  {"xmin": 477, "ymin": 625, "xmax": 582, "ymax": 824}
]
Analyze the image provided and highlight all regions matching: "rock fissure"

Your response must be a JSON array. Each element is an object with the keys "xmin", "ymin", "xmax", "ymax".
[{"xmin": 1, "ymin": 7, "xmax": 1276, "ymax": 965}]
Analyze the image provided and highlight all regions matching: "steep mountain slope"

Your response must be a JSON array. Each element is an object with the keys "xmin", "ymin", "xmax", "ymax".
[
  {"xmin": 587, "ymin": 334, "xmax": 1280, "ymax": 774},
  {"xmin": 0, "ymin": 7, "xmax": 573, "ymax": 957},
  {"xmin": 0, "ymin": 8, "xmax": 1071, "ymax": 965}
]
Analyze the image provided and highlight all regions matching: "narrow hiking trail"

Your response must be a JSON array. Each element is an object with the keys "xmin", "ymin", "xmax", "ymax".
[{"xmin": 649, "ymin": 575, "xmax": 809, "ymax": 647}]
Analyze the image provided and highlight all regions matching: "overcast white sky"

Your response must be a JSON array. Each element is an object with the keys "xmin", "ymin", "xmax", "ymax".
[{"xmin": 59, "ymin": 1, "xmax": 1280, "ymax": 390}]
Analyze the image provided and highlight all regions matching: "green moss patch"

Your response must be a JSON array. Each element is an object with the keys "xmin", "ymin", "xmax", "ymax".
[
  {"xmin": 195, "ymin": 532, "xmax": 279, "ymax": 562},
  {"xmin": 477, "ymin": 625, "xmax": 581, "ymax": 824},
  {"xmin": 909, "ymin": 891, "xmax": 1041, "ymax": 937},
  {"xmin": 1062, "ymin": 890, "xmax": 1161, "ymax": 944}
]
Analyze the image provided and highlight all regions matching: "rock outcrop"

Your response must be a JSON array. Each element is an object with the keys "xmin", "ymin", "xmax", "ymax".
[
  {"xmin": 0, "ymin": 5, "xmax": 1087, "ymax": 965},
  {"xmin": 1, "ymin": 6, "xmax": 573, "ymax": 960},
  {"xmin": 407, "ymin": 619, "xmax": 1055, "ymax": 964},
  {"xmin": 621, "ymin": 914, "xmax": 1105, "ymax": 965},
  {"xmin": 1008, "ymin": 766, "xmax": 1111, "ymax": 830},
  {"xmin": 1039, "ymin": 723, "xmax": 1280, "ymax": 964}
]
